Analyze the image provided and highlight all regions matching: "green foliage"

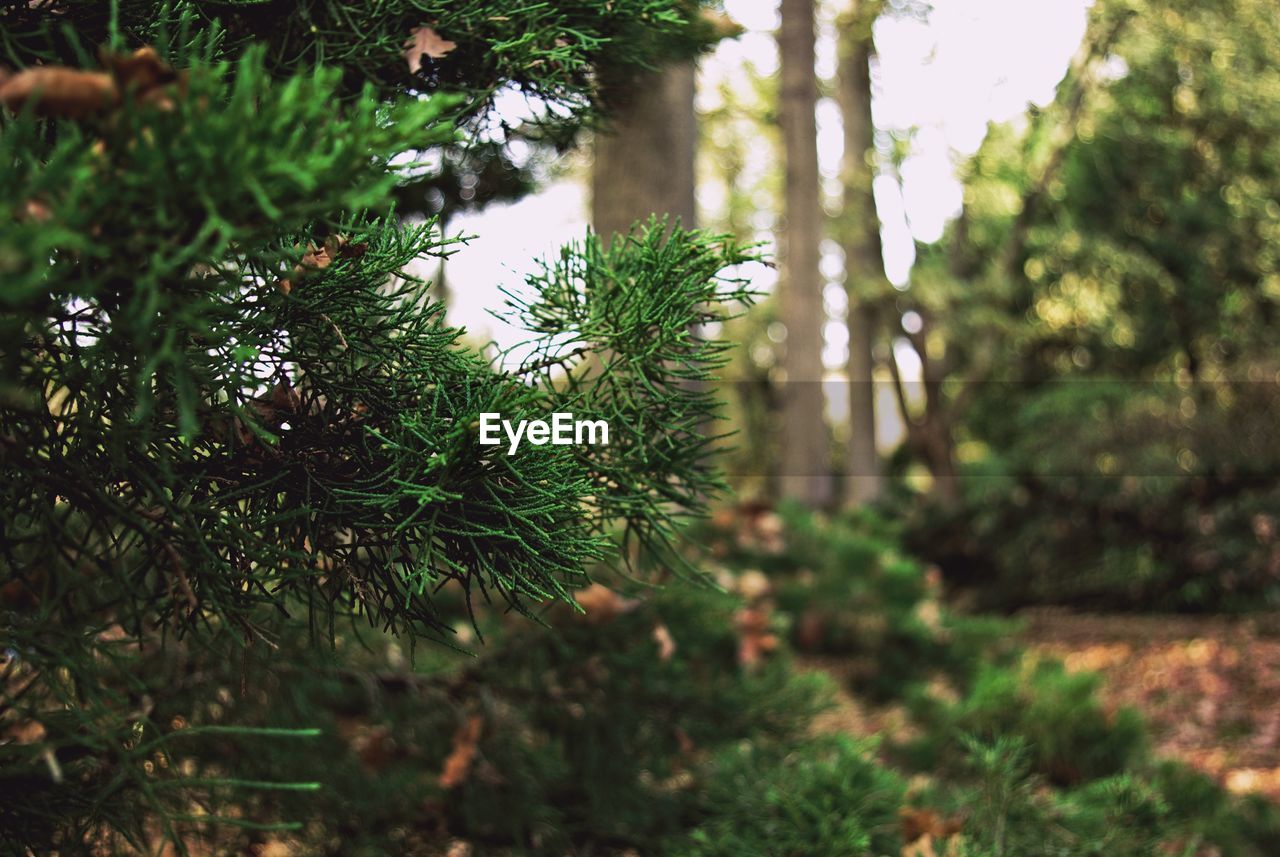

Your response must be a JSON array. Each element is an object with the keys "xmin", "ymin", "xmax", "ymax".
[
  {"xmin": 1149, "ymin": 761, "xmax": 1280, "ymax": 857},
  {"xmin": 915, "ymin": 737, "xmax": 1280, "ymax": 857},
  {"xmin": 0, "ymin": 2, "xmax": 755, "ymax": 848},
  {"xmin": 903, "ymin": 659, "xmax": 1148, "ymax": 786},
  {"xmin": 707, "ymin": 503, "xmax": 1014, "ymax": 699},
  {"xmin": 505, "ymin": 224, "xmax": 761, "ymax": 576},
  {"xmin": 0, "ymin": 0, "xmax": 719, "ymax": 124},
  {"xmin": 940, "ymin": 736, "xmax": 1173, "ymax": 857},
  {"xmin": 914, "ymin": 378, "xmax": 1280, "ymax": 610},
  {"xmin": 666, "ymin": 504, "xmax": 1279, "ymax": 857},
  {"xmin": 668, "ymin": 736, "xmax": 906, "ymax": 857},
  {"xmin": 446, "ymin": 588, "xmax": 830, "ymax": 854},
  {"xmin": 901, "ymin": 0, "xmax": 1280, "ymax": 611},
  {"xmin": 70, "ymin": 586, "xmax": 829, "ymax": 855},
  {"xmin": 56, "ymin": 497, "xmax": 1266, "ymax": 856}
]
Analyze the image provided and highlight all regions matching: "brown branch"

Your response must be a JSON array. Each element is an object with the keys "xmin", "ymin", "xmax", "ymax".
[
  {"xmin": 886, "ymin": 338, "xmax": 915, "ymax": 430},
  {"xmin": 162, "ymin": 543, "xmax": 198, "ymax": 611},
  {"xmin": 510, "ymin": 345, "xmax": 592, "ymax": 377}
]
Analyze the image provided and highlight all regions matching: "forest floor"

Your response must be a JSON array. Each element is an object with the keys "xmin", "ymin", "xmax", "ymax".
[
  {"xmin": 804, "ymin": 610, "xmax": 1280, "ymax": 802},
  {"xmin": 1020, "ymin": 609, "xmax": 1280, "ymax": 801}
]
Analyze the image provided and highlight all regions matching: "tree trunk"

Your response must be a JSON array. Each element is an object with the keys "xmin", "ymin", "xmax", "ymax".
[
  {"xmin": 590, "ymin": 60, "xmax": 707, "ymax": 451},
  {"xmin": 837, "ymin": 0, "xmax": 885, "ymax": 507},
  {"xmin": 777, "ymin": 0, "xmax": 831, "ymax": 507},
  {"xmin": 591, "ymin": 62, "xmax": 697, "ymax": 241}
]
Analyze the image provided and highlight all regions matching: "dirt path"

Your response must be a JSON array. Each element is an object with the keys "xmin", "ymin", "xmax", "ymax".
[{"xmin": 1019, "ymin": 609, "xmax": 1280, "ymax": 800}]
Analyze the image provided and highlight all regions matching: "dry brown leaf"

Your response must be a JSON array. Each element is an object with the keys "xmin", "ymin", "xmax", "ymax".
[
  {"xmin": 734, "ymin": 607, "xmax": 779, "ymax": 668},
  {"xmin": 104, "ymin": 47, "xmax": 175, "ymax": 91},
  {"xmin": 445, "ymin": 842, "xmax": 472, "ymax": 857},
  {"xmin": 102, "ymin": 45, "xmax": 183, "ymax": 111},
  {"xmin": 438, "ymin": 715, "xmax": 483, "ymax": 789},
  {"xmin": 900, "ymin": 807, "xmax": 964, "ymax": 844},
  {"xmin": 736, "ymin": 569, "xmax": 771, "ymax": 601},
  {"xmin": 405, "ymin": 26, "xmax": 457, "ymax": 74},
  {"xmin": 0, "ymin": 67, "xmax": 117, "ymax": 118},
  {"xmin": 271, "ymin": 379, "xmax": 301, "ymax": 414},
  {"xmin": 6, "ymin": 719, "xmax": 47, "ymax": 745},
  {"xmin": 699, "ymin": 8, "xmax": 746, "ymax": 41},
  {"xmin": 297, "ymin": 242, "xmax": 332, "ymax": 276},
  {"xmin": 652, "ymin": 623, "xmax": 676, "ymax": 661},
  {"xmin": 337, "ymin": 240, "xmax": 368, "ymax": 260},
  {"xmin": 356, "ymin": 725, "xmax": 396, "ymax": 773},
  {"xmin": 573, "ymin": 583, "xmax": 639, "ymax": 623},
  {"xmin": 0, "ymin": 46, "xmax": 184, "ymax": 120},
  {"xmin": 710, "ymin": 507, "xmax": 735, "ymax": 530},
  {"xmin": 280, "ymin": 237, "xmax": 350, "ymax": 295},
  {"xmin": 20, "ymin": 199, "xmax": 52, "ymax": 223}
]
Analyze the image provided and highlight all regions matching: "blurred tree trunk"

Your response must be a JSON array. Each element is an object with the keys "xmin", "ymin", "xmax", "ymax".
[
  {"xmin": 777, "ymin": 0, "xmax": 832, "ymax": 507},
  {"xmin": 590, "ymin": 61, "xmax": 706, "ymax": 461},
  {"xmin": 592, "ymin": 62, "xmax": 697, "ymax": 241},
  {"xmin": 838, "ymin": 0, "xmax": 885, "ymax": 507}
]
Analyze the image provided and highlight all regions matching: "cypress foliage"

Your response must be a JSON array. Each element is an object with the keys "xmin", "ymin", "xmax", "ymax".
[{"xmin": 0, "ymin": 2, "xmax": 750, "ymax": 848}]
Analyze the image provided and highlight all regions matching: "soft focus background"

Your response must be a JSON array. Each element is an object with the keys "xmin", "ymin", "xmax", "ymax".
[{"xmin": 431, "ymin": 0, "xmax": 1280, "ymax": 845}]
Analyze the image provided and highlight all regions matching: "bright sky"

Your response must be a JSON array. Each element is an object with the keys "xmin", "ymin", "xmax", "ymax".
[{"xmin": 442, "ymin": 0, "xmax": 1092, "ymax": 360}]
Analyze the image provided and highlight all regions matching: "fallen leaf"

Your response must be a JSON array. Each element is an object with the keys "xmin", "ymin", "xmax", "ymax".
[
  {"xmin": 405, "ymin": 27, "xmax": 457, "ymax": 74},
  {"xmin": 103, "ymin": 46, "xmax": 179, "ymax": 97},
  {"xmin": 20, "ymin": 199, "xmax": 52, "ymax": 223},
  {"xmin": 573, "ymin": 583, "xmax": 638, "ymax": 623},
  {"xmin": 356, "ymin": 725, "xmax": 396, "ymax": 773},
  {"xmin": 297, "ymin": 242, "xmax": 332, "ymax": 277},
  {"xmin": 0, "ymin": 67, "xmax": 117, "ymax": 118},
  {"xmin": 735, "ymin": 607, "xmax": 779, "ymax": 668},
  {"xmin": 6, "ymin": 719, "xmax": 46, "ymax": 744},
  {"xmin": 736, "ymin": 569, "xmax": 771, "ymax": 601},
  {"xmin": 899, "ymin": 807, "xmax": 963, "ymax": 844},
  {"xmin": 652, "ymin": 623, "xmax": 676, "ymax": 661},
  {"xmin": 271, "ymin": 379, "xmax": 301, "ymax": 414},
  {"xmin": 438, "ymin": 715, "xmax": 483, "ymax": 789},
  {"xmin": 699, "ymin": 8, "xmax": 746, "ymax": 41}
]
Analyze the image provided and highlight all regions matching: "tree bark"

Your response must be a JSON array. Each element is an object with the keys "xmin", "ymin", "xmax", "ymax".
[
  {"xmin": 591, "ymin": 62, "xmax": 697, "ymax": 241},
  {"xmin": 838, "ymin": 0, "xmax": 885, "ymax": 507},
  {"xmin": 777, "ymin": 0, "xmax": 831, "ymax": 507}
]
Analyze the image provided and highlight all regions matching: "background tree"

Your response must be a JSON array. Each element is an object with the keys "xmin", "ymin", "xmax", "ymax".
[
  {"xmin": 897, "ymin": 0, "xmax": 1280, "ymax": 610},
  {"xmin": 777, "ymin": 0, "xmax": 831, "ymax": 506},
  {"xmin": 836, "ymin": 0, "xmax": 887, "ymax": 507},
  {"xmin": 592, "ymin": 63, "xmax": 699, "ymax": 239}
]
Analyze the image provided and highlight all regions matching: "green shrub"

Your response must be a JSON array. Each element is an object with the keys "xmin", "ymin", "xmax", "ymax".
[
  {"xmin": 667, "ymin": 735, "xmax": 906, "ymax": 857},
  {"xmin": 955, "ymin": 766, "xmax": 1173, "ymax": 856},
  {"xmin": 167, "ymin": 585, "xmax": 831, "ymax": 855},
  {"xmin": 1148, "ymin": 761, "xmax": 1280, "ymax": 857},
  {"xmin": 903, "ymin": 659, "xmax": 1148, "ymax": 785},
  {"xmin": 444, "ymin": 587, "xmax": 831, "ymax": 854},
  {"xmin": 912, "ymin": 735, "xmax": 1275, "ymax": 857},
  {"xmin": 908, "ymin": 381, "xmax": 1280, "ymax": 613},
  {"xmin": 728, "ymin": 503, "xmax": 1016, "ymax": 701}
]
